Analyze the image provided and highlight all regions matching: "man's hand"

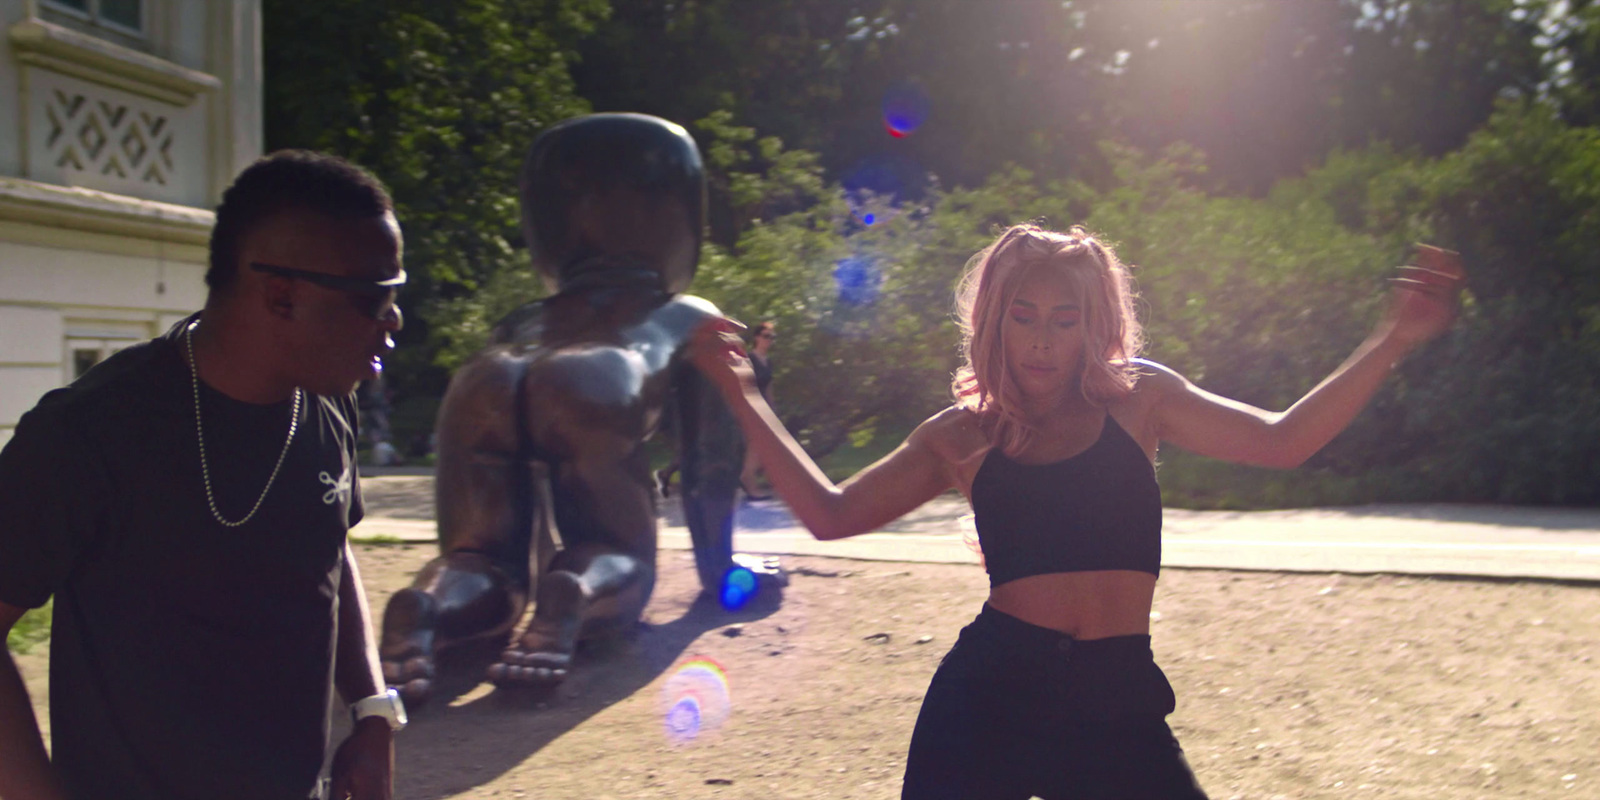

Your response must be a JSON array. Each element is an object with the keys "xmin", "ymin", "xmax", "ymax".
[{"xmin": 328, "ymin": 717, "xmax": 393, "ymax": 800}]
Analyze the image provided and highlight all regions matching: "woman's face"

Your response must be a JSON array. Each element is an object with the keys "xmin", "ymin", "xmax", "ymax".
[
  {"xmin": 1001, "ymin": 267, "xmax": 1085, "ymax": 401},
  {"xmin": 752, "ymin": 326, "xmax": 776, "ymax": 356}
]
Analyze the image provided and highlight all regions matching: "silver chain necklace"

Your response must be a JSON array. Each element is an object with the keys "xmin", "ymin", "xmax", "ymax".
[{"xmin": 184, "ymin": 321, "xmax": 301, "ymax": 527}]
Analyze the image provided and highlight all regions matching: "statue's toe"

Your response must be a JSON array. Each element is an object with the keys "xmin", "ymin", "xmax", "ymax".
[
  {"xmin": 487, "ymin": 643, "xmax": 572, "ymax": 687},
  {"xmin": 398, "ymin": 678, "xmax": 433, "ymax": 706}
]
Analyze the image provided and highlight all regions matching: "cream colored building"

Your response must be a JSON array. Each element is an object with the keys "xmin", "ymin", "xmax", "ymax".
[{"xmin": 0, "ymin": 0, "xmax": 260, "ymax": 448}]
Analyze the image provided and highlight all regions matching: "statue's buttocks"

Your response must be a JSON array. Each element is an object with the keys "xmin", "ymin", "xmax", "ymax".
[{"xmin": 378, "ymin": 115, "xmax": 781, "ymax": 705}]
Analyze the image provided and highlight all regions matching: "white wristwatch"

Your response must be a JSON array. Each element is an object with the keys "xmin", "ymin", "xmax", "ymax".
[{"xmin": 350, "ymin": 688, "xmax": 408, "ymax": 732}]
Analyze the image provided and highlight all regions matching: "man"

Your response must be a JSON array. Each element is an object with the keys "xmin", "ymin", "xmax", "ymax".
[{"xmin": 0, "ymin": 151, "xmax": 406, "ymax": 800}]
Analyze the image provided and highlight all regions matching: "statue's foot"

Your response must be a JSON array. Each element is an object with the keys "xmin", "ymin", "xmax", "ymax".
[
  {"xmin": 705, "ymin": 553, "xmax": 787, "ymax": 610},
  {"xmin": 486, "ymin": 571, "xmax": 585, "ymax": 687},
  {"xmin": 379, "ymin": 588, "xmax": 440, "ymax": 706},
  {"xmin": 732, "ymin": 552, "xmax": 788, "ymax": 586}
]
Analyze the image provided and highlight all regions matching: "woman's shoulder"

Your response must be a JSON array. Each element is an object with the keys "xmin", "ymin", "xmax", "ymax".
[
  {"xmin": 908, "ymin": 405, "xmax": 991, "ymax": 465},
  {"xmin": 1125, "ymin": 358, "xmax": 1188, "ymax": 400}
]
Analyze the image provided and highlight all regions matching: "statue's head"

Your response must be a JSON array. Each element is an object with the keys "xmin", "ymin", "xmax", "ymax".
[{"xmin": 520, "ymin": 113, "xmax": 706, "ymax": 294}]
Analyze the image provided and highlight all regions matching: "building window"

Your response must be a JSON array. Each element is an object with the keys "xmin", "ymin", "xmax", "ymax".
[
  {"xmin": 66, "ymin": 338, "xmax": 137, "ymax": 381},
  {"xmin": 43, "ymin": 0, "xmax": 143, "ymax": 35},
  {"xmin": 71, "ymin": 347, "xmax": 103, "ymax": 379}
]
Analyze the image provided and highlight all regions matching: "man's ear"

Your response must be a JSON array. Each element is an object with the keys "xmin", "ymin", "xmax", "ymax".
[{"xmin": 260, "ymin": 273, "xmax": 296, "ymax": 320}]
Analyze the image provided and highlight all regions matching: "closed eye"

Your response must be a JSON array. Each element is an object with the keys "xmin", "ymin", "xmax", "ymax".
[{"xmin": 1052, "ymin": 310, "xmax": 1082, "ymax": 328}]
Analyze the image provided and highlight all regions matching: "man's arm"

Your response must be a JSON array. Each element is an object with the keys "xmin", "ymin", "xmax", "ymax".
[
  {"xmin": 0, "ymin": 600, "xmax": 67, "ymax": 800},
  {"xmin": 327, "ymin": 544, "xmax": 393, "ymax": 800}
]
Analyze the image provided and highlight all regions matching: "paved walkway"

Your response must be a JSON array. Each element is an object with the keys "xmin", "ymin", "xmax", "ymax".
[{"xmin": 355, "ymin": 476, "xmax": 1600, "ymax": 582}]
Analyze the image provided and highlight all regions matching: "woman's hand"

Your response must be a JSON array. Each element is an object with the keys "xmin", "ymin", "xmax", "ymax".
[
  {"xmin": 1380, "ymin": 244, "xmax": 1466, "ymax": 349},
  {"xmin": 687, "ymin": 317, "xmax": 758, "ymax": 401}
]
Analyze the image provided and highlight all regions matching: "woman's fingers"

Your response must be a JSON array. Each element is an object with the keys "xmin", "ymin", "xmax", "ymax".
[
  {"xmin": 688, "ymin": 318, "xmax": 757, "ymax": 395},
  {"xmin": 1394, "ymin": 265, "xmax": 1461, "ymax": 285},
  {"xmin": 1381, "ymin": 246, "xmax": 1466, "ymax": 346},
  {"xmin": 691, "ymin": 318, "xmax": 746, "ymax": 353},
  {"xmin": 1412, "ymin": 244, "xmax": 1466, "ymax": 280},
  {"xmin": 1388, "ymin": 276, "xmax": 1452, "ymax": 296}
]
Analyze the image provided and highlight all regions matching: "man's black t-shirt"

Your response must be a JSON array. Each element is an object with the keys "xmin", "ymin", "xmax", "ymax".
[{"xmin": 0, "ymin": 317, "xmax": 363, "ymax": 800}]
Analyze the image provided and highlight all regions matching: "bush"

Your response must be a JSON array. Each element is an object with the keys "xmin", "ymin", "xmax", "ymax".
[{"xmin": 6, "ymin": 601, "xmax": 50, "ymax": 655}]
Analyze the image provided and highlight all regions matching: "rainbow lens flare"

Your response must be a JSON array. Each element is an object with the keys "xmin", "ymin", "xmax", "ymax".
[{"xmin": 661, "ymin": 657, "xmax": 731, "ymax": 744}]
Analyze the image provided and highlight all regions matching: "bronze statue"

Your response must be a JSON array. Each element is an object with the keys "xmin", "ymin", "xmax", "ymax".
[{"xmin": 379, "ymin": 113, "xmax": 781, "ymax": 704}]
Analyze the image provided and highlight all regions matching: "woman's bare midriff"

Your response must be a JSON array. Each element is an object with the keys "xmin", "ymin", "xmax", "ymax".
[{"xmin": 985, "ymin": 570, "xmax": 1158, "ymax": 639}]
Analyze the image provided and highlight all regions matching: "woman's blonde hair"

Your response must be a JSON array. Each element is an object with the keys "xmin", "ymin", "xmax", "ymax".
[{"xmin": 952, "ymin": 223, "xmax": 1143, "ymax": 454}]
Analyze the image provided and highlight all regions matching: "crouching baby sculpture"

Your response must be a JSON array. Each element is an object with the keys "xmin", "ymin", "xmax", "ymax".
[{"xmin": 379, "ymin": 113, "xmax": 781, "ymax": 704}]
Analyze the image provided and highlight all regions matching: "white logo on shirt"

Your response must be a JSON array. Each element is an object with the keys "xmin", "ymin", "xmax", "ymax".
[{"xmin": 319, "ymin": 468, "xmax": 352, "ymax": 506}]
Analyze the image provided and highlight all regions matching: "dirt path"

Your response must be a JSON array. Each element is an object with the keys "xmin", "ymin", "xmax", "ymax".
[
  {"xmin": 16, "ymin": 543, "xmax": 1597, "ymax": 799},
  {"xmin": 353, "ymin": 544, "xmax": 1595, "ymax": 799}
]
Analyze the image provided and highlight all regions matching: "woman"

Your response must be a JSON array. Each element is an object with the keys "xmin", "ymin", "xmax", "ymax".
[
  {"xmin": 688, "ymin": 224, "xmax": 1464, "ymax": 799},
  {"xmin": 740, "ymin": 321, "xmax": 778, "ymax": 497}
]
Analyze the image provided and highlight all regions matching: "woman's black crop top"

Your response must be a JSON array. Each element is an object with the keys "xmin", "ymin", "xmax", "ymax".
[{"xmin": 970, "ymin": 415, "xmax": 1162, "ymax": 586}]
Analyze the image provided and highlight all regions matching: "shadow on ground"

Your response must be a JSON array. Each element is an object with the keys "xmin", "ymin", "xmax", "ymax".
[{"xmin": 389, "ymin": 582, "xmax": 781, "ymax": 800}]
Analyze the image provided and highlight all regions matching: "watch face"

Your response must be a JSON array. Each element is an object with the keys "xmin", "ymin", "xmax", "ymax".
[
  {"xmin": 355, "ymin": 690, "xmax": 407, "ymax": 731},
  {"xmin": 389, "ymin": 690, "xmax": 408, "ymax": 727}
]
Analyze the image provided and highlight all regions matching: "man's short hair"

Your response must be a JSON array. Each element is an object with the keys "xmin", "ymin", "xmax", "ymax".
[{"xmin": 206, "ymin": 150, "xmax": 394, "ymax": 292}]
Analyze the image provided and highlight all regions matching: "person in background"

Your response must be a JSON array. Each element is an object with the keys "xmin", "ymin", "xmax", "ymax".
[
  {"xmin": 739, "ymin": 321, "xmax": 778, "ymax": 498},
  {"xmin": 359, "ymin": 376, "xmax": 400, "ymax": 466},
  {"xmin": 659, "ymin": 320, "xmax": 776, "ymax": 499}
]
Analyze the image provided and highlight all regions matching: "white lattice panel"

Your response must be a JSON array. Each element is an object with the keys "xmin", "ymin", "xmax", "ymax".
[
  {"xmin": 45, "ymin": 90, "xmax": 175, "ymax": 185},
  {"xmin": 26, "ymin": 69, "xmax": 207, "ymax": 206}
]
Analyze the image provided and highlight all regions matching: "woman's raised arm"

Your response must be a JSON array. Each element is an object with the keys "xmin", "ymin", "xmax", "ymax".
[
  {"xmin": 687, "ymin": 320, "xmax": 955, "ymax": 540},
  {"xmin": 1149, "ymin": 245, "xmax": 1465, "ymax": 468}
]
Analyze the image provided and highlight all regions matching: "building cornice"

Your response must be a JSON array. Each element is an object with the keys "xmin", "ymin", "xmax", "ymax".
[
  {"xmin": 0, "ymin": 176, "xmax": 212, "ymax": 245},
  {"xmin": 8, "ymin": 18, "xmax": 222, "ymax": 106}
]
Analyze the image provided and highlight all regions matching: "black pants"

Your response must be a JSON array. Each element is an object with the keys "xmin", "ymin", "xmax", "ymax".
[{"xmin": 902, "ymin": 604, "xmax": 1209, "ymax": 800}]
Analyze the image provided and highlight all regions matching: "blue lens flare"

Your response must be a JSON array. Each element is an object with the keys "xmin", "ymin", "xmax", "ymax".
[
  {"xmin": 833, "ymin": 256, "xmax": 884, "ymax": 307},
  {"xmin": 719, "ymin": 566, "xmax": 758, "ymax": 611},
  {"xmin": 881, "ymin": 82, "xmax": 931, "ymax": 137},
  {"xmin": 842, "ymin": 155, "xmax": 908, "ymax": 198}
]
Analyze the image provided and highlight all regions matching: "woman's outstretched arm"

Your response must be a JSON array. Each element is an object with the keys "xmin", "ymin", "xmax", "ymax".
[
  {"xmin": 1149, "ymin": 245, "xmax": 1466, "ymax": 468},
  {"xmin": 688, "ymin": 321, "xmax": 955, "ymax": 540}
]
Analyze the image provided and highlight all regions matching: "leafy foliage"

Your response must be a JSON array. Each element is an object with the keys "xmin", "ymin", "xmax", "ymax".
[
  {"xmin": 6, "ymin": 601, "xmax": 50, "ymax": 655},
  {"xmin": 1359, "ymin": 101, "xmax": 1600, "ymax": 503},
  {"xmin": 1110, "ymin": 102, "xmax": 1600, "ymax": 506},
  {"xmin": 259, "ymin": 1, "xmax": 1600, "ymax": 506},
  {"xmin": 263, "ymin": 0, "xmax": 610, "ymax": 392}
]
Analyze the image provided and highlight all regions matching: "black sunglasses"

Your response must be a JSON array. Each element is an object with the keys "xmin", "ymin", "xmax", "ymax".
[{"xmin": 250, "ymin": 262, "xmax": 406, "ymax": 322}]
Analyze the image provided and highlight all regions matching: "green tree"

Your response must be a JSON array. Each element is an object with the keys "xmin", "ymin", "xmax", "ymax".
[
  {"xmin": 1081, "ymin": 102, "xmax": 1600, "ymax": 507},
  {"xmin": 1333, "ymin": 0, "xmax": 1550, "ymax": 157},
  {"xmin": 263, "ymin": 0, "xmax": 610, "ymax": 395},
  {"xmin": 1372, "ymin": 101, "xmax": 1600, "ymax": 503},
  {"xmin": 689, "ymin": 112, "xmax": 953, "ymax": 456}
]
